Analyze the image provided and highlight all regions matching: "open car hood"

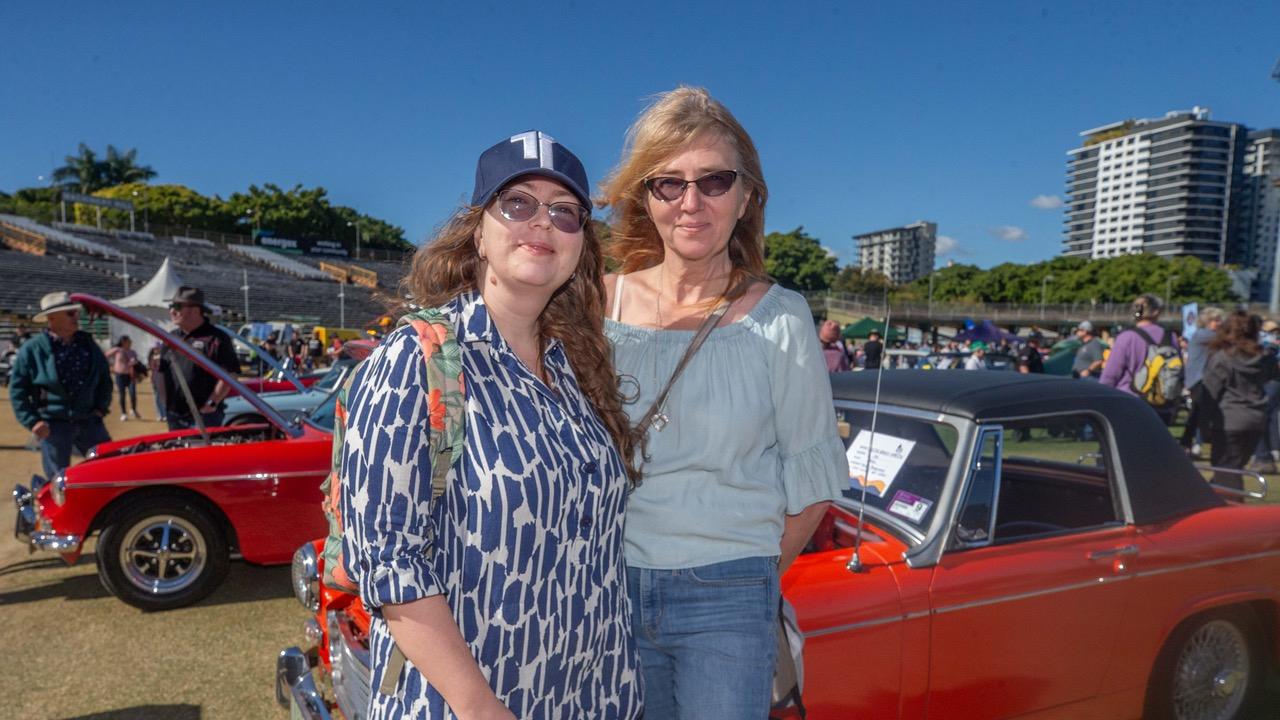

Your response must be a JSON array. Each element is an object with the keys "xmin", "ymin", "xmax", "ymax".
[{"xmin": 71, "ymin": 293, "xmax": 303, "ymax": 439}]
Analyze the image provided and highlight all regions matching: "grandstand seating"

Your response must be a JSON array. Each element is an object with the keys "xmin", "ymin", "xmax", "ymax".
[
  {"xmin": 228, "ymin": 244, "xmax": 334, "ymax": 280},
  {"xmin": 0, "ymin": 226, "xmax": 390, "ymax": 328},
  {"xmin": 0, "ymin": 214, "xmax": 122, "ymax": 259}
]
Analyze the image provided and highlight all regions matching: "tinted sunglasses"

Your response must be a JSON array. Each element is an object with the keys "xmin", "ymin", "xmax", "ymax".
[
  {"xmin": 169, "ymin": 302, "xmax": 197, "ymax": 312},
  {"xmin": 644, "ymin": 170, "xmax": 739, "ymax": 202},
  {"xmin": 495, "ymin": 189, "xmax": 589, "ymax": 233}
]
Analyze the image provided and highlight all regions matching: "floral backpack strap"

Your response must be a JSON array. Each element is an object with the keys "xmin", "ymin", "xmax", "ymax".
[{"xmin": 398, "ymin": 306, "xmax": 466, "ymax": 499}]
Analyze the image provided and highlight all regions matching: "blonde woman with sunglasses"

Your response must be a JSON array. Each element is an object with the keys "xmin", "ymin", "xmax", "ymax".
[{"xmin": 600, "ymin": 87, "xmax": 847, "ymax": 719}]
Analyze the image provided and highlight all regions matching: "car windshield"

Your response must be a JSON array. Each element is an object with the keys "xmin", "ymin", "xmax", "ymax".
[
  {"xmin": 304, "ymin": 390, "xmax": 339, "ymax": 431},
  {"xmin": 835, "ymin": 406, "xmax": 960, "ymax": 532},
  {"xmin": 313, "ymin": 359, "xmax": 354, "ymax": 391}
]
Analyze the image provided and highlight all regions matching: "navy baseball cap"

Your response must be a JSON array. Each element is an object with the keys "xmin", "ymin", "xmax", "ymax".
[{"xmin": 472, "ymin": 130, "xmax": 592, "ymax": 209}]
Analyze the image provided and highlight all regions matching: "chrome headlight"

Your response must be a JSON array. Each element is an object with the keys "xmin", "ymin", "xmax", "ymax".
[
  {"xmin": 51, "ymin": 473, "xmax": 67, "ymax": 506},
  {"xmin": 291, "ymin": 543, "xmax": 320, "ymax": 611}
]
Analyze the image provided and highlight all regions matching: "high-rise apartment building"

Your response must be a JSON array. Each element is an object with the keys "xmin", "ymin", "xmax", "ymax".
[
  {"xmin": 854, "ymin": 220, "xmax": 937, "ymax": 284},
  {"xmin": 1063, "ymin": 107, "xmax": 1247, "ymax": 264},
  {"xmin": 1238, "ymin": 130, "xmax": 1280, "ymax": 304}
]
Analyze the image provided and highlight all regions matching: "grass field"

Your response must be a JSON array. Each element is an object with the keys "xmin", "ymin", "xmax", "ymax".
[{"xmin": 0, "ymin": 387, "xmax": 301, "ymax": 720}]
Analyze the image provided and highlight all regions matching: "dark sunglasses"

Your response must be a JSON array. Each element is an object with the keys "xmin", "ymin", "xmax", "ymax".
[
  {"xmin": 643, "ymin": 170, "xmax": 739, "ymax": 202},
  {"xmin": 495, "ymin": 189, "xmax": 589, "ymax": 233},
  {"xmin": 169, "ymin": 303, "xmax": 197, "ymax": 312}
]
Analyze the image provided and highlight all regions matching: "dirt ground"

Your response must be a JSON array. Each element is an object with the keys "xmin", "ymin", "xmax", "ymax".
[{"xmin": 0, "ymin": 384, "xmax": 300, "ymax": 720}]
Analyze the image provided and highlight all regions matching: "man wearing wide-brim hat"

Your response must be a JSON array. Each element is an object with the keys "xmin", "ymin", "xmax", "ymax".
[
  {"xmin": 8, "ymin": 291, "xmax": 113, "ymax": 480},
  {"xmin": 158, "ymin": 286, "xmax": 241, "ymax": 430}
]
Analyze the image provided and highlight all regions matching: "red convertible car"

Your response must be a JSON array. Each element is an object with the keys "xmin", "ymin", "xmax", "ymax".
[
  {"xmin": 277, "ymin": 371, "xmax": 1279, "ymax": 720},
  {"xmin": 12, "ymin": 294, "xmax": 338, "ymax": 610}
]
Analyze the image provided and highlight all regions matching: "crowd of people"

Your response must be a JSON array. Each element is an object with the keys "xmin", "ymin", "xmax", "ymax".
[{"xmin": 816, "ymin": 292, "xmax": 1280, "ymax": 481}]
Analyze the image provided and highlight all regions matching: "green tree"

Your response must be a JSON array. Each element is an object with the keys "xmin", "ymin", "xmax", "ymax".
[
  {"xmin": 0, "ymin": 186, "xmax": 60, "ymax": 224},
  {"xmin": 763, "ymin": 226, "xmax": 838, "ymax": 291},
  {"xmin": 830, "ymin": 265, "xmax": 892, "ymax": 295},
  {"xmin": 100, "ymin": 145, "xmax": 157, "ymax": 187},
  {"xmin": 225, "ymin": 183, "xmax": 410, "ymax": 250},
  {"xmin": 52, "ymin": 143, "xmax": 156, "ymax": 194},
  {"xmin": 52, "ymin": 143, "xmax": 103, "ymax": 194},
  {"xmin": 92, "ymin": 183, "xmax": 236, "ymax": 231}
]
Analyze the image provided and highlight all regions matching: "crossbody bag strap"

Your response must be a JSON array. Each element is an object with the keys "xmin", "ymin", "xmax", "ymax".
[{"xmin": 637, "ymin": 283, "xmax": 749, "ymax": 434}]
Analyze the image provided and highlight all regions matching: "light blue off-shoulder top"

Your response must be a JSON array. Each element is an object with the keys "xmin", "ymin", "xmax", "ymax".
[{"xmin": 606, "ymin": 280, "xmax": 847, "ymax": 569}]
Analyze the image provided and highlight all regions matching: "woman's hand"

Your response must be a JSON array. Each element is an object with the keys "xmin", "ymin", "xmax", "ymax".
[{"xmin": 455, "ymin": 698, "xmax": 517, "ymax": 720}]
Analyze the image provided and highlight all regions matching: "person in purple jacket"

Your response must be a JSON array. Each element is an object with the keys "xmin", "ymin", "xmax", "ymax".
[{"xmin": 1100, "ymin": 294, "xmax": 1182, "ymax": 419}]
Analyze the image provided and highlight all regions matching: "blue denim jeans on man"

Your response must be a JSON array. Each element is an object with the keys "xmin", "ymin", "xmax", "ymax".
[
  {"xmin": 627, "ymin": 555, "xmax": 780, "ymax": 719},
  {"xmin": 39, "ymin": 416, "xmax": 111, "ymax": 480}
]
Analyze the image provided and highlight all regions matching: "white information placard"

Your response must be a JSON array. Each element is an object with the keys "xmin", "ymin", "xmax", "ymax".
[{"xmin": 846, "ymin": 430, "xmax": 917, "ymax": 497}]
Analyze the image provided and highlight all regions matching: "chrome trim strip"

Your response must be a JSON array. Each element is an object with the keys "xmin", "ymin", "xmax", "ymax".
[
  {"xmin": 802, "ymin": 549, "xmax": 1280, "ymax": 640},
  {"xmin": 68, "ymin": 469, "xmax": 321, "ymax": 490},
  {"xmin": 932, "ymin": 574, "xmax": 1131, "ymax": 615},
  {"xmin": 30, "ymin": 531, "xmax": 82, "ymax": 552},
  {"xmin": 276, "ymin": 646, "xmax": 332, "ymax": 720},
  {"xmin": 802, "ymin": 575, "xmax": 1130, "ymax": 639},
  {"xmin": 1132, "ymin": 548, "xmax": 1280, "ymax": 579}
]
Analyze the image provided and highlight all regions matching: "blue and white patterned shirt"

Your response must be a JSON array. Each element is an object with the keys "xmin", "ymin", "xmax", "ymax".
[{"xmin": 339, "ymin": 291, "xmax": 641, "ymax": 719}]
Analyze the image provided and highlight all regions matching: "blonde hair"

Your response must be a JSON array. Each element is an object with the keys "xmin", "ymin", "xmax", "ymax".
[
  {"xmin": 401, "ymin": 203, "xmax": 642, "ymax": 485},
  {"xmin": 598, "ymin": 86, "xmax": 768, "ymax": 300}
]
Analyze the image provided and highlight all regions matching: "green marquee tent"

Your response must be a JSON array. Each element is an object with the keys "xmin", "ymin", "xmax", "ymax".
[{"xmin": 840, "ymin": 316, "xmax": 903, "ymax": 342}]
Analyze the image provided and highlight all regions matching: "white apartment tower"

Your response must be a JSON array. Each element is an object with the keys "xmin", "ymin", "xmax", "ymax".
[
  {"xmin": 854, "ymin": 221, "xmax": 937, "ymax": 284},
  {"xmin": 1062, "ymin": 107, "xmax": 1246, "ymax": 263}
]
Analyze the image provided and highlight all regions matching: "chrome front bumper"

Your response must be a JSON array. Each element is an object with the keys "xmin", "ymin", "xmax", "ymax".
[
  {"xmin": 12, "ymin": 482, "xmax": 80, "ymax": 553},
  {"xmin": 276, "ymin": 646, "xmax": 332, "ymax": 720}
]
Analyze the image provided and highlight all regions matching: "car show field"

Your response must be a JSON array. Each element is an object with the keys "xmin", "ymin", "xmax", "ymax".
[{"xmin": 5, "ymin": 381, "xmax": 1280, "ymax": 719}]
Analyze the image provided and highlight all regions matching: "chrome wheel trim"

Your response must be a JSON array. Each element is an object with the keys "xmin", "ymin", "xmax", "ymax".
[
  {"xmin": 1172, "ymin": 618, "xmax": 1250, "ymax": 720},
  {"xmin": 117, "ymin": 515, "xmax": 208, "ymax": 595}
]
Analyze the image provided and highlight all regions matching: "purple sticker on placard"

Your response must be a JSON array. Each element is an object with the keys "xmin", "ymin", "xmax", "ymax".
[{"xmin": 887, "ymin": 489, "xmax": 933, "ymax": 523}]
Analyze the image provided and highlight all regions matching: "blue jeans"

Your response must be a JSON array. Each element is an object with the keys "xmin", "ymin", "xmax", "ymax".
[
  {"xmin": 627, "ymin": 556, "xmax": 780, "ymax": 720},
  {"xmin": 167, "ymin": 410, "xmax": 224, "ymax": 431},
  {"xmin": 39, "ymin": 416, "xmax": 111, "ymax": 480}
]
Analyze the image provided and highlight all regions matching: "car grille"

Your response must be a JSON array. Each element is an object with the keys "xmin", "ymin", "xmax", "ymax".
[{"xmin": 327, "ymin": 611, "xmax": 371, "ymax": 720}]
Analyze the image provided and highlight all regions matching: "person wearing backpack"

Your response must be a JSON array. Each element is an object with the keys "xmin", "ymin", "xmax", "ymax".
[
  {"xmin": 337, "ymin": 132, "xmax": 642, "ymax": 720},
  {"xmin": 1100, "ymin": 293, "xmax": 1183, "ymax": 421},
  {"xmin": 1201, "ymin": 311, "xmax": 1280, "ymax": 488}
]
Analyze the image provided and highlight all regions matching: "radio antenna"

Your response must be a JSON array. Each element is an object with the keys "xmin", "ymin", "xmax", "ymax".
[{"xmin": 848, "ymin": 289, "xmax": 891, "ymax": 573}]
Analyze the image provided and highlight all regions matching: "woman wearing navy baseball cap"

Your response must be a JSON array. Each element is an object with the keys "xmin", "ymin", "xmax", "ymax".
[{"xmin": 338, "ymin": 131, "xmax": 642, "ymax": 719}]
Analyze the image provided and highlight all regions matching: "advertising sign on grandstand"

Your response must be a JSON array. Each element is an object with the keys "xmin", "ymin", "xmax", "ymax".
[
  {"xmin": 62, "ymin": 191, "xmax": 134, "ymax": 212},
  {"xmin": 257, "ymin": 232, "xmax": 349, "ymax": 257}
]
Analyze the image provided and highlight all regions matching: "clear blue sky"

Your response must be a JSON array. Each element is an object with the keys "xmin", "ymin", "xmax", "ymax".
[{"xmin": 3, "ymin": 1, "xmax": 1277, "ymax": 269}]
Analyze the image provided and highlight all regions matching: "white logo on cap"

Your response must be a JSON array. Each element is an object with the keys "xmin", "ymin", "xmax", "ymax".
[{"xmin": 510, "ymin": 131, "xmax": 557, "ymax": 170}]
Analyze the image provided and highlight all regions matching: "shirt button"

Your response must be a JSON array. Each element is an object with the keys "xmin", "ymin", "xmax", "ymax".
[
  {"xmin": 580, "ymin": 516, "xmax": 593, "ymax": 529},
  {"xmin": 581, "ymin": 461, "xmax": 598, "ymax": 475}
]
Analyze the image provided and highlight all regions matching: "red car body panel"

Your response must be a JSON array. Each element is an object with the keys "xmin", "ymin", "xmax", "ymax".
[
  {"xmin": 236, "ymin": 373, "xmax": 323, "ymax": 395},
  {"xmin": 26, "ymin": 295, "xmax": 334, "ymax": 569}
]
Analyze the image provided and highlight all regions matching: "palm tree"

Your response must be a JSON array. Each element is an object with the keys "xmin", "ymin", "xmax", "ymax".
[
  {"xmin": 51, "ymin": 143, "xmax": 157, "ymax": 194},
  {"xmin": 101, "ymin": 145, "xmax": 157, "ymax": 186},
  {"xmin": 52, "ymin": 143, "xmax": 103, "ymax": 193}
]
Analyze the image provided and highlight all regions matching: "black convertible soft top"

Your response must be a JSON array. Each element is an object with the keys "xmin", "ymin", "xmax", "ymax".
[{"xmin": 831, "ymin": 371, "xmax": 1225, "ymax": 525}]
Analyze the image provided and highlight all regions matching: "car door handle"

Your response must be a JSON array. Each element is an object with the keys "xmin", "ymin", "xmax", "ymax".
[{"xmin": 1087, "ymin": 544, "xmax": 1139, "ymax": 561}]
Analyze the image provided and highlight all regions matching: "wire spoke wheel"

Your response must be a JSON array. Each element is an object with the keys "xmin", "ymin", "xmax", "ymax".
[
  {"xmin": 1170, "ymin": 619, "xmax": 1250, "ymax": 720},
  {"xmin": 118, "ymin": 515, "xmax": 208, "ymax": 595}
]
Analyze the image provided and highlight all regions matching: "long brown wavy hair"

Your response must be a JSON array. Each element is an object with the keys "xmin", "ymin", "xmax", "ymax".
[
  {"xmin": 1209, "ymin": 310, "xmax": 1262, "ymax": 358},
  {"xmin": 598, "ymin": 86, "xmax": 769, "ymax": 301},
  {"xmin": 401, "ymin": 200, "xmax": 642, "ymax": 485}
]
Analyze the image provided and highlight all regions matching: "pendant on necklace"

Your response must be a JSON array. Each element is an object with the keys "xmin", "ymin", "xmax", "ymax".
[{"xmin": 651, "ymin": 411, "xmax": 670, "ymax": 432}]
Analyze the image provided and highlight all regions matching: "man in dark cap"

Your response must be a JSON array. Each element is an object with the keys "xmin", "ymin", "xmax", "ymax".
[
  {"xmin": 159, "ymin": 286, "xmax": 240, "ymax": 430},
  {"xmin": 1018, "ymin": 332, "xmax": 1045, "ymax": 374},
  {"xmin": 9, "ymin": 291, "xmax": 112, "ymax": 479}
]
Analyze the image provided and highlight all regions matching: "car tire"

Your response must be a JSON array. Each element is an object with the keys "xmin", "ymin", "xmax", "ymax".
[
  {"xmin": 228, "ymin": 414, "xmax": 266, "ymax": 427},
  {"xmin": 1144, "ymin": 606, "xmax": 1264, "ymax": 720},
  {"xmin": 96, "ymin": 496, "xmax": 230, "ymax": 611}
]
